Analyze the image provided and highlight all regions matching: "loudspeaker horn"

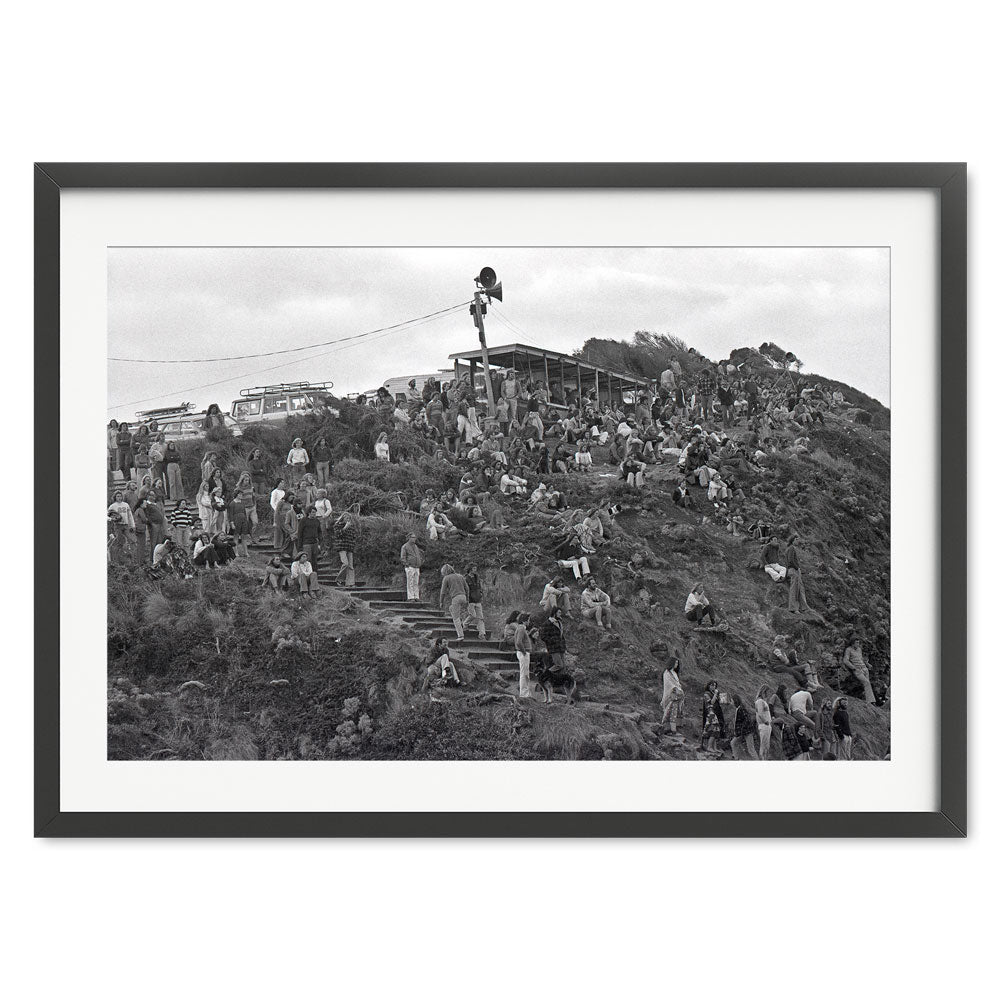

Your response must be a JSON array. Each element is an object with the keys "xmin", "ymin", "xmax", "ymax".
[
  {"xmin": 478, "ymin": 266, "xmax": 498, "ymax": 289},
  {"xmin": 485, "ymin": 281, "xmax": 503, "ymax": 302}
]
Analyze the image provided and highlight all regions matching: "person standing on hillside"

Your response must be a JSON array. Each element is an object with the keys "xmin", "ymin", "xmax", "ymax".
[
  {"xmin": 785, "ymin": 535, "xmax": 810, "ymax": 613},
  {"xmin": 755, "ymin": 685, "xmax": 773, "ymax": 760},
  {"xmin": 660, "ymin": 655, "xmax": 684, "ymax": 733},
  {"xmin": 438, "ymin": 563, "xmax": 470, "ymax": 643},
  {"xmin": 843, "ymin": 636, "xmax": 876, "ymax": 703},
  {"xmin": 312, "ymin": 437, "xmax": 332, "ymax": 488},
  {"xmin": 513, "ymin": 613, "xmax": 534, "ymax": 700},
  {"xmin": 168, "ymin": 497, "xmax": 196, "ymax": 554},
  {"xmin": 400, "ymin": 532, "xmax": 423, "ymax": 601},
  {"xmin": 832, "ymin": 697, "xmax": 853, "ymax": 759},
  {"xmin": 700, "ymin": 681, "xmax": 723, "ymax": 754},
  {"xmin": 539, "ymin": 608, "xmax": 567, "ymax": 670},
  {"xmin": 115, "ymin": 422, "xmax": 134, "ymax": 481},
  {"xmin": 464, "ymin": 565, "xmax": 488, "ymax": 640},
  {"xmin": 248, "ymin": 448, "xmax": 268, "ymax": 502},
  {"xmin": 730, "ymin": 694, "xmax": 760, "ymax": 759},
  {"xmin": 332, "ymin": 512, "xmax": 357, "ymax": 587},
  {"xmin": 286, "ymin": 438, "xmax": 310, "ymax": 486},
  {"xmin": 162, "ymin": 441, "xmax": 185, "ymax": 501},
  {"xmin": 297, "ymin": 506, "xmax": 322, "ymax": 568}
]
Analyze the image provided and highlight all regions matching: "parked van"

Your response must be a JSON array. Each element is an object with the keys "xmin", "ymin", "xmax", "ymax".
[{"xmin": 230, "ymin": 382, "xmax": 337, "ymax": 424}]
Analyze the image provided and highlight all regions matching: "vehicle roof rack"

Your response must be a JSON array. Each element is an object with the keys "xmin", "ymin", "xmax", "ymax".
[
  {"xmin": 239, "ymin": 381, "xmax": 334, "ymax": 397},
  {"xmin": 135, "ymin": 402, "xmax": 196, "ymax": 418}
]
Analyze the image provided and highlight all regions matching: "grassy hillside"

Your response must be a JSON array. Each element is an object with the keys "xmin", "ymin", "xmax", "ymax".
[{"xmin": 108, "ymin": 338, "xmax": 891, "ymax": 761}]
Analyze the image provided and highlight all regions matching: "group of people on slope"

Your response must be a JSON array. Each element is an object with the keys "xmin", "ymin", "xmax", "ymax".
[{"xmin": 659, "ymin": 654, "xmax": 857, "ymax": 761}]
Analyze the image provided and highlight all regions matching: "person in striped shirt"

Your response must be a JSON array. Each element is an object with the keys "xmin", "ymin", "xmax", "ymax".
[{"xmin": 168, "ymin": 499, "xmax": 197, "ymax": 553}]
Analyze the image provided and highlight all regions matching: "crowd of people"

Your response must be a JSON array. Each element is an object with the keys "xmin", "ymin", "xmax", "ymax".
[
  {"xmin": 107, "ymin": 353, "xmax": 882, "ymax": 748},
  {"xmin": 658, "ymin": 652, "xmax": 858, "ymax": 760}
]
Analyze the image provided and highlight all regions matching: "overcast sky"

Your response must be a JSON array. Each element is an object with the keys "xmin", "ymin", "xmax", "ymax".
[{"xmin": 107, "ymin": 246, "xmax": 889, "ymax": 418}]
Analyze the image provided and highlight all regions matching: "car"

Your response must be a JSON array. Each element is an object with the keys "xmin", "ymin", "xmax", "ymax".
[{"xmin": 230, "ymin": 381, "xmax": 338, "ymax": 424}]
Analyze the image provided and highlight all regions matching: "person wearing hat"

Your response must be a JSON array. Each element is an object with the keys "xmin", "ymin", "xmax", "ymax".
[{"xmin": 400, "ymin": 532, "xmax": 423, "ymax": 601}]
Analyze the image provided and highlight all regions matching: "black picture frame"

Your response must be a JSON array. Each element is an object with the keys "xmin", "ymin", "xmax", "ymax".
[{"xmin": 35, "ymin": 162, "xmax": 967, "ymax": 838}]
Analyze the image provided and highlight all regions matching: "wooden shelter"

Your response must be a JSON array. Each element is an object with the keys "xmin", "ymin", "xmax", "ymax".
[{"xmin": 447, "ymin": 342, "xmax": 653, "ymax": 408}]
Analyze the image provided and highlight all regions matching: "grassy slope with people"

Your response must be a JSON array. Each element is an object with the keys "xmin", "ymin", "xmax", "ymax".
[{"xmin": 108, "ymin": 337, "xmax": 890, "ymax": 761}]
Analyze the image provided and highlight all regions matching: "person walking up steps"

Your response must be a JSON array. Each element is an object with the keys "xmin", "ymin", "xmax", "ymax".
[
  {"xmin": 400, "ymin": 532, "xmax": 423, "ymax": 601},
  {"xmin": 439, "ymin": 563, "xmax": 470, "ymax": 642},
  {"xmin": 463, "ymin": 565, "xmax": 488, "ymax": 640},
  {"xmin": 332, "ymin": 512, "xmax": 356, "ymax": 587}
]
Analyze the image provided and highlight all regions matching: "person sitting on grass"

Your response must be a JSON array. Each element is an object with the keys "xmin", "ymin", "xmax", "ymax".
[
  {"xmin": 580, "ymin": 577, "xmax": 612, "ymax": 631},
  {"xmin": 672, "ymin": 483, "xmax": 693, "ymax": 508},
  {"xmin": 421, "ymin": 638, "xmax": 460, "ymax": 690},
  {"xmin": 620, "ymin": 456, "xmax": 646, "ymax": 490},
  {"xmin": 257, "ymin": 556, "xmax": 288, "ymax": 593},
  {"xmin": 540, "ymin": 577, "xmax": 572, "ymax": 615},
  {"xmin": 499, "ymin": 469, "xmax": 528, "ymax": 496},
  {"xmin": 684, "ymin": 582, "xmax": 718, "ymax": 627},
  {"xmin": 192, "ymin": 532, "xmax": 219, "ymax": 570},
  {"xmin": 574, "ymin": 441, "xmax": 594, "ymax": 472},
  {"xmin": 707, "ymin": 471, "xmax": 730, "ymax": 502},
  {"xmin": 291, "ymin": 552, "xmax": 320, "ymax": 598}
]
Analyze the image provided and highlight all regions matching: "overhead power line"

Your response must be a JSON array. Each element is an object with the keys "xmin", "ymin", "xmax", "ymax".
[
  {"xmin": 109, "ymin": 301, "xmax": 469, "ymax": 363},
  {"xmin": 107, "ymin": 304, "xmax": 464, "ymax": 412}
]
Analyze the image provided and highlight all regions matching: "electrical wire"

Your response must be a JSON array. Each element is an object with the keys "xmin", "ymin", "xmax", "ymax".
[
  {"xmin": 109, "ymin": 301, "xmax": 469, "ymax": 363},
  {"xmin": 490, "ymin": 304, "xmax": 546, "ymax": 349},
  {"xmin": 107, "ymin": 306, "xmax": 461, "ymax": 412}
]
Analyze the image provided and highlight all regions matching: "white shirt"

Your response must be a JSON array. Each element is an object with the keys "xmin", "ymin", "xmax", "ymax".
[
  {"xmin": 270, "ymin": 488, "xmax": 285, "ymax": 511},
  {"xmin": 375, "ymin": 441, "xmax": 390, "ymax": 460},
  {"xmin": 291, "ymin": 560, "xmax": 313, "ymax": 579},
  {"xmin": 287, "ymin": 447, "xmax": 309, "ymax": 465},
  {"xmin": 685, "ymin": 591, "xmax": 709, "ymax": 613},
  {"xmin": 314, "ymin": 499, "xmax": 332, "ymax": 518},
  {"xmin": 788, "ymin": 691, "xmax": 812, "ymax": 715}
]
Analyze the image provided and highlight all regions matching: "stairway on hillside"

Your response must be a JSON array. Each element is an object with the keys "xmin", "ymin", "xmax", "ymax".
[
  {"xmin": 244, "ymin": 543, "xmax": 520, "ymax": 676},
  {"xmin": 344, "ymin": 586, "xmax": 521, "ymax": 678}
]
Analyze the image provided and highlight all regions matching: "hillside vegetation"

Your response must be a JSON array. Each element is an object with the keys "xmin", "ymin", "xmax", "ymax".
[{"xmin": 109, "ymin": 334, "xmax": 890, "ymax": 762}]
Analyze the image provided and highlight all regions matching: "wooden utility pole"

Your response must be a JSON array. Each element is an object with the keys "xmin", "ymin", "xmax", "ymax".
[{"xmin": 472, "ymin": 290, "xmax": 496, "ymax": 416}]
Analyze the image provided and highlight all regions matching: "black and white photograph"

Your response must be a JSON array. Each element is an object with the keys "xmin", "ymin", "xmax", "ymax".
[{"xmin": 106, "ymin": 246, "xmax": 891, "ymax": 764}]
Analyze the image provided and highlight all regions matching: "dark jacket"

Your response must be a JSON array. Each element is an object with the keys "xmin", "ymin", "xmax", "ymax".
[
  {"xmin": 539, "ymin": 618, "xmax": 566, "ymax": 654},
  {"xmin": 298, "ymin": 517, "xmax": 322, "ymax": 546},
  {"xmin": 465, "ymin": 573, "xmax": 483, "ymax": 603}
]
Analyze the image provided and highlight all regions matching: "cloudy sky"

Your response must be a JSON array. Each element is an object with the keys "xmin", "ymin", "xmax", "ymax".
[{"xmin": 107, "ymin": 246, "xmax": 889, "ymax": 418}]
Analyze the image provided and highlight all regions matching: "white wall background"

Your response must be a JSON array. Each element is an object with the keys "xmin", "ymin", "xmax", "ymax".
[{"xmin": 2, "ymin": 2, "xmax": 992, "ymax": 997}]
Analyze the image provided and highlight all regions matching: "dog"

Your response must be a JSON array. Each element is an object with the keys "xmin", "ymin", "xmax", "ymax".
[{"xmin": 536, "ymin": 657, "xmax": 580, "ymax": 705}]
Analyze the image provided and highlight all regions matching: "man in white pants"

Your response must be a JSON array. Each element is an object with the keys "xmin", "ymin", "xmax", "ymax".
[
  {"xmin": 400, "ymin": 532, "xmax": 423, "ymax": 601},
  {"xmin": 513, "ymin": 614, "xmax": 534, "ymax": 700}
]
